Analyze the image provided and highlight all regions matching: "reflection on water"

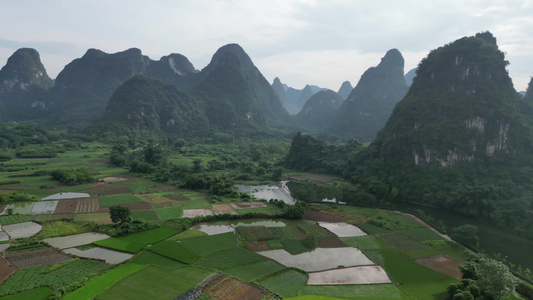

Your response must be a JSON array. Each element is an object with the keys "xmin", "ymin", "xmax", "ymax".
[
  {"xmin": 192, "ymin": 223, "xmax": 235, "ymax": 235},
  {"xmin": 235, "ymin": 181, "xmax": 295, "ymax": 205}
]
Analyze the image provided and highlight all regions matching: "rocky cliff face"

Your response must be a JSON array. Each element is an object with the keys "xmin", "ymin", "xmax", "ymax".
[
  {"xmin": 372, "ymin": 32, "xmax": 528, "ymax": 167},
  {"xmin": 334, "ymin": 49, "xmax": 408, "ymax": 142},
  {"xmin": 0, "ymin": 48, "xmax": 54, "ymax": 120}
]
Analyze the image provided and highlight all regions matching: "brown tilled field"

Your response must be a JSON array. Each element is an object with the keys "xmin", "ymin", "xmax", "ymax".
[
  {"xmin": 304, "ymin": 209, "xmax": 343, "ymax": 222},
  {"xmin": 6, "ymin": 248, "xmax": 71, "ymax": 269},
  {"xmin": 415, "ymin": 255, "xmax": 464, "ymax": 279},
  {"xmin": 163, "ymin": 194, "xmax": 189, "ymax": 201},
  {"xmin": 317, "ymin": 236, "xmax": 349, "ymax": 248},
  {"xmin": 202, "ymin": 274, "xmax": 275, "ymax": 300},
  {"xmin": 54, "ymin": 198, "xmax": 100, "ymax": 214},
  {"xmin": 212, "ymin": 204, "xmax": 237, "ymax": 215},
  {"xmin": 0, "ymin": 257, "xmax": 15, "ymax": 283},
  {"xmin": 246, "ymin": 241, "xmax": 270, "ymax": 252}
]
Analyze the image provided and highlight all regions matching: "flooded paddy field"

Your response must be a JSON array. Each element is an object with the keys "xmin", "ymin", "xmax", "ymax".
[
  {"xmin": 307, "ymin": 265, "xmax": 391, "ymax": 285},
  {"xmin": 44, "ymin": 232, "xmax": 110, "ymax": 249},
  {"xmin": 64, "ymin": 247, "xmax": 133, "ymax": 264}
]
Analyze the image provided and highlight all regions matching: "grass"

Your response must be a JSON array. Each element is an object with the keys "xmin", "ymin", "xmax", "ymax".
[
  {"xmin": 406, "ymin": 240, "xmax": 469, "ymax": 260},
  {"xmin": 99, "ymin": 194, "xmax": 143, "ymax": 207},
  {"xmin": 224, "ymin": 259, "xmax": 285, "ymax": 282},
  {"xmin": 362, "ymin": 248, "xmax": 457, "ymax": 299},
  {"xmin": 63, "ymin": 263, "xmax": 145, "ymax": 300},
  {"xmin": 194, "ymin": 247, "xmax": 267, "ymax": 270},
  {"xmin": 95, "ymin": 266, "xmax": 213, "ymax": 300},
  {"xmin": 179, "ymin": 232, "xmax": 237, "ymax": 257},
  {"xmin": 180, "ymin": 197, "xmax": 210, "ymax": 209},
  {"xmin": 258, "ymin": 269, "xmax": 308, "ymax": 298},
  {"xmin": 340, "ymin": 235, "xmax": 391, "ymax": 249},
  {"xmin": 0, "ymin": 287, "xmax": 53, "ymax": 300},
  {"xmin": 148, "ymin": 241, "xmax": 201, "ymax": 264},
  {"xmin": 38, "ymin": 220, "xmax": 90, "ymax": 238},
  {"xmin": 301, "ymin": 284, "xmax": 412, "ymax": 300},
  {"xmin": 268, "ymin": 226, "xmax": 299, "ymax": 240}
]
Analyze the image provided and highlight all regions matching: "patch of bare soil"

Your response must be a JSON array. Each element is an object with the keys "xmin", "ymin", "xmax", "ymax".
[
  {"xmin": 163, "ymin": 194, "xmax": 189, "ymax": 201},
  {"xmin": 6, "ymin": 248, "xmax": 71, "ymax": 269},
  {"xmin": 212, "ymin": 204, "xmax": 237, "ymax": 215},
  {"xmin": 54, "ymin": 198, "xmax": 100, "ymax": 214},
  {"xmin": 100, "ymin": 176, "xmax": 127, "ymax": 183},
  {"xmin": 304, "ymin": 209, "xmax": 343, "ymax": 222},
  {"xmin": 317, "ymin": 236, "xmax": 348, "ymax": 248},
  {"xmin": 183, "ymin": 209, "xmax": 214, "ymax": 218},
  {"xmin": 230, "ymin": 202, "xmax": 267, "ymax": 209},
  {"xmin": 415, "ymin": 255, "xmax": 464, "ymax": 279},
  {"xmin": 202, "ymin": 274, "xmax": 277, "ymax": 300},
  {"xmin": 247, "ymin": 241, "xmax": 270, "ymax": 252},
  {"xmin": 0, "ymin": 257, "xmax": 15, "ymax": 284}
]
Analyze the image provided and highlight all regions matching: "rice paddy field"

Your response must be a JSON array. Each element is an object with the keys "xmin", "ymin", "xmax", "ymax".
[{"xmin": 0, "ymin": 145, "xmax": 472, "ymax": 299}]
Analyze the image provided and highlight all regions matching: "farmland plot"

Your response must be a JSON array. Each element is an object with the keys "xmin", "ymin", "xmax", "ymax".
[
  {"xmin": 258, "ymin": 248, "xmax": 374, "ymax": 272},
  {"xmin": 307, "ymin": 266, "xmax": 391, "ymax": 285},
  {"xmin": 0, "ymin": 257, "xmax": 15, "ymax": 283},
  {"xmin": 6, "ymin": 248, "xmax": 71, "ymax": 268},
  {"xmin": 3, "ymin": 222, "xmax": 42, "ymax": 239},
  {"xmin": 41, "ymin": 192, "xmax": 90, "ymax": 200},
  {"xmin": 191, "ymin": 223, "xmax": 234, "ymax": 235},
  {"xmin": 183, "ymin": 208, "xmax": 213, "ymax": 218},
  {"xmin": 317, "ymin": 222, "xmax": 367, "ymax": 237},
  {"xmin": 212, "ymin": 204, "xmax": 237, "ymax": 215},
  {"xmin": 63, "ymin": 247, "xmax": 133, "ymax": 264},
  {"xmin": 30, "ymin": 201, "xmax": 58, "ymax": 214},
  {"xmin": 415, "ymin": 255, "xmax": 464, "ymax": 279},
  {"xmin": 6, "ymin": 202, "xmax": 34, "ymax": 215},
  {"xmin": 230, "ymin": 201, "xmax": 267, "ymax": 209},
  {"xmin": 43, "ymin": 232, "xmax": 110, "ymax": 249},
  {"xmin": 54, "ymin": 198, "xmax": 100, "ymax": 214},
  {"xmin": 201, "ymin": 273, "xmax": 275, "ymax": 300}
]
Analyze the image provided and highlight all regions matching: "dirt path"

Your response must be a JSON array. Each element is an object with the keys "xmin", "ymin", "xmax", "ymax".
[{"xmin": 401, "ymin": 212, "xmax": 452, "ymax": 241}]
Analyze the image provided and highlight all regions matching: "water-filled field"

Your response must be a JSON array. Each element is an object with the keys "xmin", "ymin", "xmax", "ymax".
[
  {"xmin": 3, "ymin": 222, "xmax": 42, "ymax": 239},
  {"xmin": 43, "ymin": 232, "xmax": 110, "ymax": 249},
  {"xmin": 64, "ymin": 247, "xmax": 133, "ymax": 264},
  {"xmin": 235, "ymin": 181, "xmax": 295, "ymax": 204}
]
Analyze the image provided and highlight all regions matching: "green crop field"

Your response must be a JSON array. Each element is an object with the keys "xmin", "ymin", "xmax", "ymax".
[
  {"xmin": 119, "ymin": 228, "xmax": 180, "ymax": 245},
  {"xmin": 156, "ymin": 206, "xmax": 182, "ymax": 220},
  {"xmin": 63, "ymin": 263, "xmax": 145, "ymax": 300},
  {"xmin": 258, "ymin": 269, "xmax": 308, "ymax": 298},
  {"xmin": 179, "ymin": 232, "xmax": 236, "ymax": 257},
  {"xmin": 129, "ymin": 251, "xmax": 184, "ymax": 269},
  {"xmin": 169, "ymin": 229, "xmax": 207, "ymax": 241},
  {"xmin": 395, "ymin": 227, "xmax": 444, "ymax": 242},
  {"xmin": 297, "ymin": 221, "xmax": 332, "ymax": 237},
  {"xmin": 194, "ymin": 247, "xmax": 267, "ymax": 270},
  {"xmin": 96, "ymin": 266, "xmax": 213, "ymax": 300},
  {"xmin": 130, "ymin": 210, "xmax": 159, "ymax": 222},
  {"xmin": 0, "ymin": 260, "xmax": 109, "ymax": 296},
  {"xmin": 99, "ymin": 194, "xmax": 144, "ymax": 207},
  {"xmin": 93, "ymin": 238, "xmax": 145, "ymax": 253},
  {"xmin": 362, "ymin": 248, "xmax": 457, "ymax": 299},
  {"xmin": 302, "ymin": 284, "xmax": 411, "ymax": 300},
  {"xmin": 237, "ymin": 225, "xmax": 275, "ymax": 242},
  {"xmin": 0, "ymin": 287, "xmax": 53, "ymax": 300},
  {"xmin": 149, "ymin": 240, "xmax": 201, "ymax": 264},
  {"xmin": 340, "ymin": 235, "xmax": 391, "ymax": 249},
  {"xmin": 268, "ymin": 226, "xmax": 299, "ymax": 240},
  {"xmin": 224, "ymin": 259, "xmax": 285, "ymax": 282},
  {"xmin": 377, "ymin": 233, "xmax": 426, "ymax": 251},
  {"xmin": 0, "ymin": 214, "xmax": 32, "ymax": 225}
]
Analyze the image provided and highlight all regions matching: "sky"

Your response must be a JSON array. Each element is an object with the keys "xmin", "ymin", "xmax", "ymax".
[{"xmin": 0, "ymin": 0, "xmax": 532, "ymax": 92}]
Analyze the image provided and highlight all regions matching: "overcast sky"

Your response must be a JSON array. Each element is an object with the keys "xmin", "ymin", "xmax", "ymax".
[{"xmin": 1, "ymin": 0, "xmax": 532, "ymax": 91}]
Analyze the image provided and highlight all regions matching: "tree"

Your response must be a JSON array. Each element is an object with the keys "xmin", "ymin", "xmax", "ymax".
[
  {"xmin": 451, "ymin": 224, "xmax": 479, "ymax": 249},
  {"xmin": 109, "ymin": 205, "xmax": 131, "ymax": 224},
  {"xmin": 476, "ymin": 258, "xmax": 517, "ymax": 300}
]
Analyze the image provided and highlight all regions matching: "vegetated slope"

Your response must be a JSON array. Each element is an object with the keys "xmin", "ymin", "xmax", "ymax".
[
  {"xmin": 190, "ymin": 44, "xmax": 291, "ymax": 131},
  {"xmin": 355, "ymin": 32, "xmax": 533, "ymax": 238},
  {"xmin": 0, "ymin": 48, "xmax": 54, "ymax": 120},
  {"xmin": 90, "ymin": 75, "xmax": 208, "ymax": 137},
  {"xmin": 273, "ymin": 78, "xmax": 325, "ymax": 115},
  {"xmin": 295, "ymin": 90, "xmax": 344, "ymax": 131},
  {"xmin": 334, "ymin": 49, "xmax": 409, "ymax": 142},
  {"xmin": 337, "ymin": 81, "xmax": 353, "ymax": 100}
]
